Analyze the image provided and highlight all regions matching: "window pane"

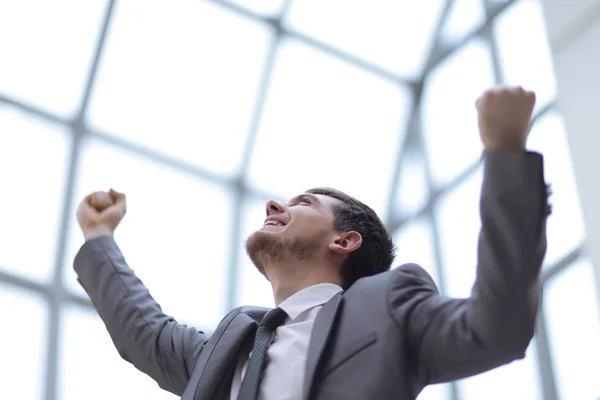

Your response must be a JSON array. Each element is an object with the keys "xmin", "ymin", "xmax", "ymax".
[
  {"xmin": 234, "ymin": 197, "xmax": 277, "ymax": 309},
  {"xmin": 435, "ymin": 166, "xmax": 483, "ymax": 298},
  {"xmin": 544, "ymin": 258, "xmax": 600, "ymax": 400},
  {"xmin": 417, "ymin": 383, "xmax": 452, "ymax": 400},
  {"xmin": 440, "ymin": 0, "xmax": 485, "ymax": 45},
  {"xmin": 59, "ymin": 303, "xmax": 177, "ymax": 400},
  {"xmin": 222, "ymin": 0, "xmax": 287, "ymax": 17},
  {"xmin": 393, "ymin": 149, "xmax": 429, "ymax": 219},
  {"xmin": 63, "ymin": 138, "xmax": 232, "ymax": 328},
  {"xmin": 0, "ymin": 105, "xmax": 70, "ymax": 282},
  {"xmin": 527, "ymin": 111, "xmax": 585, "ymax": 267},
  {"xmin": 0, "ymin": 0, "xmax": 106, "ymax": 117},
  {"xmin": 285, "ymin": 0, "xmax": 445, "ymax": 77},
  {"xmin": 0, "ymin": 284, "xmax": 47, "ymax": 400},
  {"xmin": 87, "ymin": 0, "xmax": 273, "ymax": 178},
  {"xmin": 458, "ymin": 340, "xmax": 542, "ymax": 399},
  {"xmin": 494, "ymin": 0, "xmax": 557, "ymax": 113},
  {"xmin": 422, "ymin": 39, "xmax": 493, "ymax": 185},
  {"xmin": 392, "ymin": 217, "xmax": 440, "ymax": 288},
  {"xmin": 247, "ymin": 38, "xmax": 412, "ymax": 222}
]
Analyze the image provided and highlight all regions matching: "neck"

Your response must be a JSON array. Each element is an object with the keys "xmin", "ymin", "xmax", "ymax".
[{"xmin": 264, "ymin": 260, "xmax": 342, "ymax": 306}]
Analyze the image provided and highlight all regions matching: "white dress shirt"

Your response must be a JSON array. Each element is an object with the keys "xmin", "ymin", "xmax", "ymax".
[{"xmin": 229, "ymin": 283, "xmax": 343, "ymax": 400}]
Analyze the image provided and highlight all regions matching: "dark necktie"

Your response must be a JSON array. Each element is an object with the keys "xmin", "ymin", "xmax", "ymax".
[{"xmin": 237, "ymin": 307, "xmax": 288, "ymax": 400}]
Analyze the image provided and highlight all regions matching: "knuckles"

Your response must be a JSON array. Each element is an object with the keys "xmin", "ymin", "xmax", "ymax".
[
  {"xmin": 475, "ymin": 86, "xmax": 536, "ymax": 115},
  {"xmin": 477, "ymin": 86, "xmax": 535, "ymax": 102}
]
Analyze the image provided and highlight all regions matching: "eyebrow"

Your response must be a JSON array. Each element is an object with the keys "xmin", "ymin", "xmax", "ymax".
[{"xmin": 288, "ymin": 193, "xmax": 321, "ymax": 205}]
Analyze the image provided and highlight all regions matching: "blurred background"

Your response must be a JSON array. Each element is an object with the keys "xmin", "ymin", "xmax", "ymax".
[{"xmin": 0, "ymin": 0, "xmax": 599, "ymax": 399}]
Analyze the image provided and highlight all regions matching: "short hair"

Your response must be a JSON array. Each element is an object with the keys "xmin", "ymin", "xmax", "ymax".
[{"xmin": 306, "ymin": 187, "xmax": 396, "ymax": 289}]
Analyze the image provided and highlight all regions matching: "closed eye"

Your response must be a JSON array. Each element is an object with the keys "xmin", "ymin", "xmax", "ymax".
[
  {"xmin": 299, "ymin": 196, "xmax": 312, "ymax": 205},
  {"xmin": 288, "ymin": 194, "xmax": 318, "ymax": 206}
]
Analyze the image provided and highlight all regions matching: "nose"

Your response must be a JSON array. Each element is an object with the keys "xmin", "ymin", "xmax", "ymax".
[{"xmin": 266, "ymin": 200, "xmax": 285, "ymax": 216}]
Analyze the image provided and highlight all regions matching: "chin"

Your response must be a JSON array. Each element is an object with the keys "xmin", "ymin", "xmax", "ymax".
[
  {"xmin": 247, "ymin": 230, "xmax": 274, "ymax": 250},
  {"xmin": 245, "ymin": 230, "xmax": 280, "ymax": 273}
]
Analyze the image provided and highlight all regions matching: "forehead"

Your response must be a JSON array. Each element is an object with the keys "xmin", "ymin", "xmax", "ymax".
[{"xmin": 313, "ymin": 193, "xmax": 343, "ymax": 207}]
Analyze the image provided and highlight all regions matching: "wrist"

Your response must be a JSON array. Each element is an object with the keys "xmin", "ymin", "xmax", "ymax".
[
  {"xmin": 481, "ymin": 133, "xmax": 526, "ymax": 153},
  {"xmin": 484, "ymin": 146, "xmax": 526, "ymax": 153},
  {"xmin": 483, "ymin": 141, "xmax": 526, "ymax": 153},
  {"xmin": 83, "ymin": 227, "xmax": 114, "ymax": 242}
]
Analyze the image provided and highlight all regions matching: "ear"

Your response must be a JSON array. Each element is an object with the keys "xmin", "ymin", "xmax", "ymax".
[{"xmin": 328, "ymin": 231, "xmax": 362, "ymax": 255}]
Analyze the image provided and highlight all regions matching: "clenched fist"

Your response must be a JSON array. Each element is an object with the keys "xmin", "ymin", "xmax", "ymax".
[
  {"xmin": 476, "ymin": 86, "xmax": 536, "ymax": 152},
  {"xmin": 89, "ymin": 191, "xmax": 114, "ymax": 211},
  {"xmin": 76, "ymin": 189, "xmax": 127, "ymax": 241}
]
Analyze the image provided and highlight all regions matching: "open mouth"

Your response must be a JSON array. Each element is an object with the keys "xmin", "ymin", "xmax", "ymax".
[{"xmin": 264, "ymin": 220, "xmax": 285, "ymax": 227}]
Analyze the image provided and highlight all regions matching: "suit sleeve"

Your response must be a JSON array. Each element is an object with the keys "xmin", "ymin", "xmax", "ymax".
[
  {"xmin": 73, "ymin": 236, "xmax": 209, "ymax": 395},
  {"xmin": 389, "ymin": 151, "xmax": 549, "ymax": 384}
]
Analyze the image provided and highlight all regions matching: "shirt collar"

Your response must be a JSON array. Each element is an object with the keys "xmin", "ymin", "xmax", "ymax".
[{"xmin": 278, "ymin": 283, "xmax": 343, "ymax": 322}]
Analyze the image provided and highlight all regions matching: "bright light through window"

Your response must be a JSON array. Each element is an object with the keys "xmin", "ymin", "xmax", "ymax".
[
  {"xmin": 0, "ymin": 0, "xmax": 106, "ymax": 117},
  {"xmin": 87, "ymin": 0, "xmax": 274, "ymax": 178},
  {"xmin": 494, "ymin": 0, "xmax": 558, "ymax": 113},
  {"xmin": 0, "ymin": 105, "xmax": 69, "ymax": 283},
  {"xmin": 285, "ymin": 0, "xmax": 446, "ymax": 78},
  {"xmin": 422, "ymin": 39, "xmax": 493, "ymax": 185},
  {"xmin": 0, "ymin": 283, "xmax": 48, "ymax": 400},
  {"xmin": 544, "ymin": 258, "xmax": 600, "ymax": 400},
  {"xmin": 247, "ymin": 38, "xmax": 412, "ymax": 223}
]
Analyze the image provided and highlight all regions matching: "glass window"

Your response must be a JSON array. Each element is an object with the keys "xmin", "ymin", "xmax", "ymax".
[
  {"xmin": 0, "ymin": 0, "xmax": 106, "ymax": 117},
  {"xmin": 0, "ymin": 105, "xmax": 70, "ymax": 282},
  {"xmin": 527, "ymin": 111, "xmax": 585, "ymax": 267},
  {"xmin": 234, "ymin": 196, "xmax": 277, "ymax": 309},
  {"xmin": 544, "ymin": 257, "xmax": 600, "ymax": 400},
  {"xmin": 458, "ymin": 340, "xmax": 542, "ymax": 399},
  {"xmin": 494, "ymin": 0, "xmax": 557, "ymax": 113},
  {"xmin": 0, "ymin": 283, "xmax": 48, "ymax": 400},
  {"xmin": 58, "ymin": 303, "xmax": 178, "ymax": 400},
  {"xmin": 63, "ymin": 137, "xmax": 232, "ymax": 328},
  {"xmin": 222, "ymin": 0, "xmax": 288, "ymax": 17},
  {"xmin": 393, "ymin": 149, "xmax": 429, "ymax": 219},
  {"xmin": 422, "ymin": 38, "xmax": 494, "ymax": 185},
  {"xmin": 87, "ymin": 0, "xmax": 273, "ymax": 178},
  {"xmin": 285, "ymin": 0, "xmax": 446, "ymax": 78},
  {"xmin": 247, "ymin": 38, "xmax": 412, "ymax": 222},
  {"xmin": 392, "ymin": 217, "xmax": 440, "ymax": 289},
  {"xmin": 417, "ymin": 383, "xmax": 452, "ymax": 400},
  {"xmin": 439, "ymin": 0, "xmax": 486, "ymax": 45},
  {"xmin": 435, "ymin": 166, "xmax": 483, "ymax": 298}
]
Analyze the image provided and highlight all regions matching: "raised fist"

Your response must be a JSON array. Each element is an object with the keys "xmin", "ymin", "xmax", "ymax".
[
  {"xmin": 76, "ymin": 189, "xmax": 127, "ymax": 241},
  {"xmin": 476, "ymin": 86, "xmax": 536, "ymax": 152}
]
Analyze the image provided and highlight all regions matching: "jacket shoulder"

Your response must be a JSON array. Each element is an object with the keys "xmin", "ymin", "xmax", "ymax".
[
  {"xmin": 348, "ymin": 263, "xmax": 437, "ymax": 292},
  {"xmin": 391, "ymin": 263, "xmax": 438, "ymax": 289},
  {"xmin": 218, "ymin": 305, "xmax": 270, "ymax": 325},
  {"xmin": 238, "ymin": 305, "xmax": 271, "ymax": 320}
]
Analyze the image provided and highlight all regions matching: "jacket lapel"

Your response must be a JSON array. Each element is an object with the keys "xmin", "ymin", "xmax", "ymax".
[
  {"xmin": 303, "ymin": 292, "xmax": 344, "ymax": 399},
  {"xmin": 182, "ymin": 311, "xmax": 259, "ymax": 400}
]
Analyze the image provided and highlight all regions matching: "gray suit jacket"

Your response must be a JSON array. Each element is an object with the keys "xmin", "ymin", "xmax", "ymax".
[{"xmin": 74, "ymin": 152, "xmax": 550, "ymax": 400}]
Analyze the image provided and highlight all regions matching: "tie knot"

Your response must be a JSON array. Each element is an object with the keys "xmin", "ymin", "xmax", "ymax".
[{"xmin": 260, "ymin": 307, "xmax": 287, "ymax": 330}]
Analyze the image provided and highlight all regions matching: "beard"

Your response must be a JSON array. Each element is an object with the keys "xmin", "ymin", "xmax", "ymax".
[{"xmin": 245, "ymin": 229, "xmax": 329, "ymax": 276}]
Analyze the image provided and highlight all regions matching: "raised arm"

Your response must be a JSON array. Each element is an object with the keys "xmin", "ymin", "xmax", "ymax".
[
  {"xmin": 74, "ymin": 189, "xmax": 209, "ymax": 396},
  {"xmin": 390, "ymin": 87, "xmax": 550, "ymax": 383}
]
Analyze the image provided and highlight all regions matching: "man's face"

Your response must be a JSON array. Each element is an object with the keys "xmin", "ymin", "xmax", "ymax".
[{"xmin": 245, "ymin": 193, "xmax": 341, "ymax": 274}]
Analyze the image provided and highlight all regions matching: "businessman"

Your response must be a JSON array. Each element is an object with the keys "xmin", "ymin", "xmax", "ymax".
[{"xmin": 74, "ymin": 86, "xmax": 550, "ymax": 400}]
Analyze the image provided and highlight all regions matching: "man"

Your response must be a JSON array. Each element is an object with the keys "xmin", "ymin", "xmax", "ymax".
[{"xmin": 74, "ymin": 86, "xmax": 550, "ymax": 400}]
